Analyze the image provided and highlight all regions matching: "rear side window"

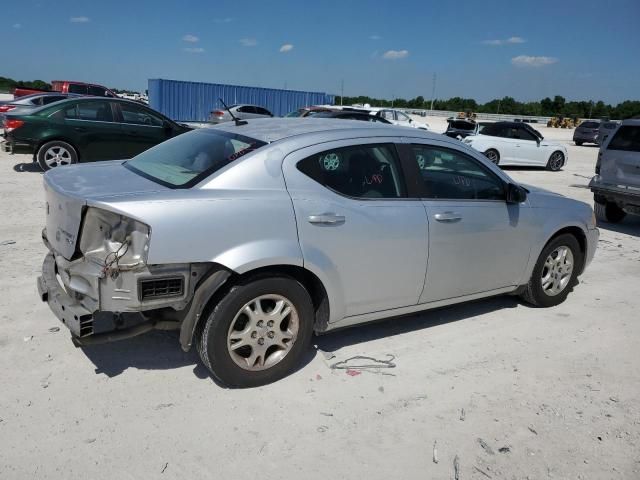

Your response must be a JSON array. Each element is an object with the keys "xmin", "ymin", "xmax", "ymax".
[
  {"xmin": 480, "ymin": 124, "xmax": 506, "ymax": 137},
  {"xmin": 607, "ymin": 126, "xmax": 640, "ymax": 152},
  {"xmin": 255, "ymin": 107, "xmax": 272, "ymax": 116},
  {"xmin": 125, "ymin": 130, "xmax": 266, "ymax": 188},
  {"xmin": 41, "ymin": 95, "xmax": 66, "ymax": 105},
  {"xmin": 297, "ymin": 144, "xmax": 406, "ymax": 199},
  {"xmin": 410, "ymin": 145, "xmax": 505, "ymax": 200},
  {"xmin": 237, "ymin": 106, "xmax": 256, "ymax": 114},
  {"xmin": 68, "ymin": 84, "xmax": 88, "ymax": 94},
  {"xmin": 580, "ymin": 121, "xmax": 600, "ymax": 129}
]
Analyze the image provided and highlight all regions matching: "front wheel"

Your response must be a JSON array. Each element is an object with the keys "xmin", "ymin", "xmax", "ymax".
[
  {"xmin": 546, "ymin": 151, "xmax": 565, "ymax": 171},
  {"xmin": 197, "ymin": 276, "xmax": 314, "ymax": 388},
  {"xmin": 36, "ymin": 141, "xmax": 78, "ymax": 171},
  {"xmin": 520, "ymin": 234, "xmax": 583, "ymax": 307}
]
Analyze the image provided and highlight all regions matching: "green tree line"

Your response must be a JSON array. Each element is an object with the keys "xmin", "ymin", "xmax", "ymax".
[
  {"xmin": 0, "ymin": 77, "xmax": 52, "ymax": 93},
  {"xmin": 338, "ymin": 94, "xmax": 640, "ymax": 119}
]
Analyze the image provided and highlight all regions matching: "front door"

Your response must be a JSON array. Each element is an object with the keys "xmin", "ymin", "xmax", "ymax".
[
  {"xmin": 282, "ymin": 139, "xmax": 429, "ymax": 321},
  {"xmin": 403, "ymin": 141, "xmax": 533, "ymax": 303},
  {"xmin": 510, "ymin": 125, "xmax": 546, "ymax": 166},
  {"xmin": 115, "ymin": 102, "xmax": 170, "ymax": 158}
]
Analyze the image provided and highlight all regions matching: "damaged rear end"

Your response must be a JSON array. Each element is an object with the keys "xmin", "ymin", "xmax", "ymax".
[{"xmin": 37, "ymin": 163, "xmax": 227, "ymax": 348}]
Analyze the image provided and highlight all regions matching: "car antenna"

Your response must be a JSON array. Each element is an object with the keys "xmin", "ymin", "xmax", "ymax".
[{"xmin": 219, "ymin": 98, "xmax": 247, "ymax": 126}]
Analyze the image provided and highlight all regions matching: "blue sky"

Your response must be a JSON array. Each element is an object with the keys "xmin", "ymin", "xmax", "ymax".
[{"xmin": 3, "ymin": 0, "xmax": 640, "ymax": 103}]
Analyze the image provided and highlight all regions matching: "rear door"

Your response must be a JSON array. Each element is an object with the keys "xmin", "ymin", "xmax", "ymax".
[
  {"xmin": 601, "ymin": 125, "xmax": 640, "ymax": 188},
  {"xmin": 254, "ymin": 106, "xmax": 273, "ymax": 118},
  {"xmin": 62, "ymin": 101, "xmax": 123, "ymax": 160},
  {"xmin": 484, "ymin": 124, "xmax": 518, "ymax": 163},
  {"xmin": 282, "ymin": 138, "xmax": 429, "ymax": 321},
  {"xmin": 115, "ymin": 102, "xmax": 171, "ymax": 157}
]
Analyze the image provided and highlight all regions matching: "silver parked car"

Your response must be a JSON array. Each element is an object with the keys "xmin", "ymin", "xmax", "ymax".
[
  {"xmin": 590, "ymin": 119, "xmax": 640, "ymax": 222},
  {"xmin": 37, "ymin": 119, "xmax": 598, "ymax": 387},
  {"xmin": 209, "ymin": 104, "xmax": 273, "ymax": 124}
]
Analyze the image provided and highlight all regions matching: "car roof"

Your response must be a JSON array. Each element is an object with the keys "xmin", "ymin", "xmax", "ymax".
[
  {"xmin": 27, "ymin": 96, "xmax": 156, "ymax": 111},
  {"xmin": 621, "ymin": 119, "xmax": 640, "ymax": 126},
  {"xmin": 208, "ymin": 117, "xmax": 438, "ymax": 143}
]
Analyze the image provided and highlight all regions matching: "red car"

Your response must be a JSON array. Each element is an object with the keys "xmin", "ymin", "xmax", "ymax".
[{"xmin": 13, "ymin": 80, "xmax": 118, "ymax": 98}]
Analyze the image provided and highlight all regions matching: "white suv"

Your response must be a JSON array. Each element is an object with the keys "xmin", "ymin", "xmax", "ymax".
[{"xmin": 589, "ymin": 119, "xmax": 640, "ymax": 223}]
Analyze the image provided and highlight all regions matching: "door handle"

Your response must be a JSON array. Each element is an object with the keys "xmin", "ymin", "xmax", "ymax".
[
  {"xmin": 434, "ymin": 212, "xmax": 462, "ymax": 223},
  {"xmin": 308, "ymin": 213, "xmax": 345, "ymax": 225}
]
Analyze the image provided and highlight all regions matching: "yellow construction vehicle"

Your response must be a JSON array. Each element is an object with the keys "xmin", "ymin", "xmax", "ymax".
[{"xmin": 547, "ymin": 115, "xmax": 580, "ymax": 128}]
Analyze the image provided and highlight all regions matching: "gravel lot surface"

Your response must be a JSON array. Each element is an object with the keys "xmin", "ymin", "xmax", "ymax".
[{"xmin": 0, "ymin": 120, "xmax": 638, "ymax": 479}]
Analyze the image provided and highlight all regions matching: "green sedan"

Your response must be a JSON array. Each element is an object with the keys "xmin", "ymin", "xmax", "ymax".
[{"xmin": 3, "ymin": 97, "xmax": 190, "ymax": 170}]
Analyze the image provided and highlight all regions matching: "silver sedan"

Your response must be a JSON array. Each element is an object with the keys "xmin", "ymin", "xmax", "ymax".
[{"xmin": 37, "ymin": 119, "xmax": 598, "ymax": 387}]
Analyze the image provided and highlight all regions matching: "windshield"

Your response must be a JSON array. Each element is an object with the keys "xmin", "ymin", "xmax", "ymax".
[
  {"xmin": 449, "ymin": 120, "xmax": 475, "ymax": 130},
  {"xmin": 125, "ymin": 130, "xmax": 266, "ymax": 188}
]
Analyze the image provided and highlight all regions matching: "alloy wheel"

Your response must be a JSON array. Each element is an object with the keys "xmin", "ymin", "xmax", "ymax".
[
  {"xmin": 549, "ymin": 152, "xmax": 564, "ymax": 171},
  {"xmin": 541, "ymin": 246, "xmax": 574, "ymax": 296},
  {"xmin": 44, "ymin": 146, "xmax": 72, "ymax": 168},
  {"xmin": 226, "ymin": 294, "xmax": 299, "ymax": 371}
]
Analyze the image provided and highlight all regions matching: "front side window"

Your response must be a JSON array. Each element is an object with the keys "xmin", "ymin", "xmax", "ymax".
[
  {"xmin": 411, "ymin": 145, "xmax": 505, "ymax": 200},
  {"xmin": 297, "ymin": 144, "xmax": 405, "ymax": 199},
  {"xmin": 607, "ymin": 126, "xmax": 640, "ymax": 152},
  {"xmin": 481, "ymin": 124, "xmax": 506, "ymax": 137},
  {"xmin": 380, "ymin": 110, "xmax": 394, "ymax": 120},
  {"xmin": 513, "ymin": 127, "xmax": 537, "ymax": 141},
  {"xmin": 125, "ymin": 130, "xmax": 266, "ymax": 188},
  {"xmin": 41, "ymin": 95, "xmax": 66, "ymax": 105},
  {"xmin": 396, "ymin": 111, "xmax": 410, "ymax": 122},
  {"xmin": 119, "ymin": 103, "xmax": 164, "ymax": 126},
  {"xmin": 255, "ymin": 107, "xmax": 272, "ymax": 116},
  {"xmin": 237, "ymin": 106, "xmax": 256, "ymax": 114},
  {"xmin": 75, "ymin": 101, "xmax": 114, "ymax": 122}
]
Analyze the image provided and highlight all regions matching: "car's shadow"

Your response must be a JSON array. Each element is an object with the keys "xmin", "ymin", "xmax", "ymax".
[
  {"xmin": 597, "ymin": 217, "xmax": 640, "ymax": 237},
  {"xmin": 78, "ymin": 295, "xmax": 521, "ymax": 386},
  {"xmin": 13, "ymin": 162, "xmax": 43, "ymax": 173}
]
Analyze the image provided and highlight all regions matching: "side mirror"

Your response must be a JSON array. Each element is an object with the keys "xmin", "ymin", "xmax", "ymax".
[{"xmin": 506, "ymin": 183, "xmax": 527, "ymax": 204}]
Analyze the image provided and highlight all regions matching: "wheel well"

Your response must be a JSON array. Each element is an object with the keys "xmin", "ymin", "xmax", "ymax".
[
  {"xmin": 548, "ymin": 226, "xmax": 587, "ymax": 273},
  {"xmin": 485, "ymin": 148, "xmax": 499, "ymax": 157},
  {"xmin": 223, "ymin": 265, "xmax": 330, "ymax": 333}
]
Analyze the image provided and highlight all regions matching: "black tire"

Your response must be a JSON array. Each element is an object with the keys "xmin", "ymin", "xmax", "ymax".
[
  {"xmin": 546, "ymin": 151, "xmax": 565, "ymax": 171},
  {"xmin": 594, "ymin": 200, "xmax": 626, "ymax": 223},
  {"xmin": 484, "ymin": 149, "xmax": 500, "ymax": 165},
  {"xmin": 575, "ymin": 141, "xmax": 583, "ymax": 146},
  {"xmin": 197, "ymin": 276, "xmax": 314, "ymax": 388},
  {"xmin": 520, "ymin": 234, "xmax": 583, "ymax": 307},
  {"xmin": 36, "ymin": 140, "xmax": 78, "ymax": 171}
]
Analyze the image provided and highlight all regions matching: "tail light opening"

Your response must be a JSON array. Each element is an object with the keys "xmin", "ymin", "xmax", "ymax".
[
  {"xmin": 212, "ymin": 110, "xmax": 225, "ymax": 117},
  {"xmin": 4, "ymin": 119, "xmax": 25, "ymax": 132},
  {"xmin": 0, "ymin": 105, "xmax": 16, "ymax": 113}
]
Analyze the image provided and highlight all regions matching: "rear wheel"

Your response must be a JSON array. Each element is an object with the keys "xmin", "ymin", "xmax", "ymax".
[
  {"xmin": 520, "ymin": 234, "xmax": 582, "ymax": 307},
  {"xmin": 36, "ymin": 141, "xmax": 78, "ymax": 171},
  {"xmin": 546, "ymin": 151, "xmax": 565, "ymax": 171},
  {"xmin": 594, "ymin": 200, "xmax": 626, "ymax": 223},
  {"xmin": 197, "ymin": 276, "xmax": 314, "ymax": 388},
  {"xmin": 484, "ymin": 149, "xmax": 500, "ymax": 165}
]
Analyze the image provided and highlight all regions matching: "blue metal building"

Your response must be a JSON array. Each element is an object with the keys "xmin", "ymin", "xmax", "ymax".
[{"xmin": 148, "ymin": 78, "xmax": 335, "ymax": 122}]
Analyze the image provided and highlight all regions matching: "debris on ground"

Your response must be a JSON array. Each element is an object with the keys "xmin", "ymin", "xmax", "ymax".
[
  {"xmin": 432, "ymin": 440, "xmax": 438, "ymax": 464},
  {"xmin": 460, "ymin": 408, "xmax": 466, "ymax": 421},
  {"xmin": 453, "ymin": 455, "xmax": 460, "ymax": 480},
  {"xmin": 84, "ymin": 438, "xmax": 96, "ymax": 444},
  {"xmin": 345, "ymin": 369, "xmax": 361, "ymax": 377},
  {"xmin": 498, "ymin": 446, "xmax": 511, "ymax": 454},
  {"xmin": 48, "ymin": 327, "xmax": 60, "ymax": 333},
  {"xmin": 317, "ymin": 425, "xmax": 328, "ymax": 433},
  {"xmin": 378, "ymin": 386, "xmax": 384, "ymax": 393},
  {"xmin": 320, "ymin": 412, "xmax": 333, "ymax": 417},
  {"xmin": 331, "ymin": 355, "xmax": 396, "ymax": 376},
  {"xmin": 161, "ymin": 462, "xmax": 168, "ymax": 473},
  {"xmin": 154, "ymin": 403, "xmax": 175, "ymax": 410},
  {"xmin": 23, "ymin": 336, "xmax": 33, "ymax": 342},
  {"xmin": 315, "ymin": 374, "xmax": 322, "ymax": 380},
  {"xmin": 41, "ymin": 373, "xmax": 51, "ymax": 389},
  {"xmin": 609, "ymin": 396, "xmax": 619, "ymax": 403},
  {"xmin": 477, "ymin": 437, "xmax": 495, "ymax": 455},
  {"xmin": 0, "ymin": 240, "xmax": 16, "ymax": 246},
  {"xmin": 317, "ymin": 348, "xmax": 336, "ymax": 361},
  {"xmin": 528, "ymin": 425, "xmax": 538, "ymax": 435},
  {"xmin": 474, "ymin": 465, "xmax": 492, "ymax": 478}
]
